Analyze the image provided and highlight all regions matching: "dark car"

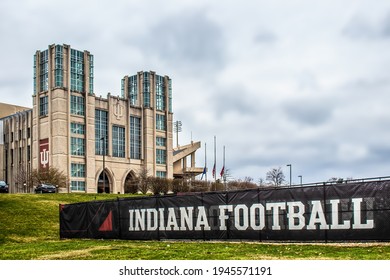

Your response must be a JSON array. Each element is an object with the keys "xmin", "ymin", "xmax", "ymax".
[
  {"xmin": 35, "ymin": 183, "xmax": 57, "ymax": 193},
  {"xmin": 0, "ymin": 181, "xmax": 9, "ymax": 193}
]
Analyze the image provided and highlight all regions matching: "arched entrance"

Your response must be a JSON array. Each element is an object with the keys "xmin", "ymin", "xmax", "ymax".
[
  {"xmin": 98, "ymin": 170, "xmax": 110, "ymax": 193},
  {"xmin": 124, "ymin": 171, "xmax": 138, "ymax": 194}
]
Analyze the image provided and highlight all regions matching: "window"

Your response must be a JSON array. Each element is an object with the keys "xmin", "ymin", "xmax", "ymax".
[
  {"xmin": 70, "ymin": 49, "xmax": 85, "ymax": 92},
  {"xmin": 27, "ymin": 127, "xmax": 31, "ymax": 139},
  {"xmin": 71, "ymin": 163, "xmax": 85, "ymax": 177},
  {"xmin": 55, "ymin": 45, "xmax": 63, "ymax": 87},
  {"xmin": 128, "ymin": 75, "xmax": 137, "ymax": 106},
  {"xmin": 156, "ymin": 75, "xmax": 165, "ymax": 111},
  {"xmin": 156, "ymin": 137, "xmax": 166, "ymax": 147},
  {"xmin": 168, "ymin": 79, "xmax": 172, "ymax": 113},
  {"xmin": 143, "ymin": 72, "xmax": 150, "ymax": 107},
  {"xmin": 39, "ymin": 50, "xmax": 49, "ymax": 92},
  {"xmin": 27, "ymin": 145, "xmax": 31, "ymax": 162},
  {"xmin": 130, "ymin": 116, "xmax": 141, "ymax": 159},
  {"xmin": 156, "ymin": 171, "xmax": 166, "ymax": 178},
  {"xmin": 39, "ymin": 96, "xmax": 48, "ymax": 116},
  {"xmin": 95, "ymin": 110, "xmax": 108, "ymax": 155},
  {"xmin": 70, "ymin": 95, "xmax": 85, "ymax": 116},
  {"xmin": 89, "ymin": 55, "xmax": 94, "ymax": 95},
  {"xmin": 112, "ymin": 125, "xmax": 125, "ymax": 158},
  {"xmin": 156, "ymin": 149, "xmax": 166, "ymax": 164},
  {"xmin": 71, "ymin": 137, "xmax": 85, "ymax": 156},
  {"xmin": 33, "ymin": 55, "xmax": 37, "ymax": 95},
  {"xmin": 70, "ymin": 181, "xmax": 85, "ymax": 192},
  {"xmin": 70, "ymin": 123, "xmax": 85, "ymax": 135},
  {"xmin": 156, "ymin": 114, "xmax": 166, "ymax": 131}
]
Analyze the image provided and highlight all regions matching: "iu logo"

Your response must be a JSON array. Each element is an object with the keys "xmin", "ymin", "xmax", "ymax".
[
  {"xmin": 39, "ymin": 139, "xmax": 49, "ymax": 169},
  {"xmin": 40, "ymin": 149, "xmax": 49, "ymax": 168},
  {"xmin": 113, "ymin": 100, "xmax": 124, "ymax": 120}
]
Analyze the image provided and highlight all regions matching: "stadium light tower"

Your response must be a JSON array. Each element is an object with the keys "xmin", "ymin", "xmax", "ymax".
[
  {"xmin": 287, "ymin": 164, "xmax": 292, "ymax": 187},
  {"xmin": 174, "ymin": 120, "xmax": 182, "ymax": 147}
]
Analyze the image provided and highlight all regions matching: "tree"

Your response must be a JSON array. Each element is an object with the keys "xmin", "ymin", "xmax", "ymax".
[
  {"xmin": 14, "ymin": 165, "xmax": 33, "ymax": 193},
  {"xmin": 171, "ymin": 178, "xmax": 189, "ymax": 193},
  {"xmin": 30, "ymin": 166, "xmax": 68, "ymax": 190},
  {"xmin": 137, "ymin": 166, "xmax": 151, "ymax": 194},
  {"xmin": 266, "ymin": 167, "xmax": 285, "ymax": 187},
  {"xmin": 149, "ymin": 177, "xmax": 169, "ymax": 195}
]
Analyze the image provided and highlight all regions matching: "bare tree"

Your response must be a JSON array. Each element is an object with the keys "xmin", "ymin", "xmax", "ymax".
[
  {"xmin": 30, "ymin": 166, "xmax": 68, "ymax": 190},
  {"xmin": 171, "ymin": 178, "xmax": 189, "ymax": 193},
  {"xmin": 266, "ymin": 167, "xmax": 285, "ymax": 187},
  {"xmin": 149, "ymin": 177, "xmax": 169, "ymax": 195},
  {"xmin": 14, "ymin": 165, "xmax": 33, "ymax": 193},
  {"xmin": 137, "ymin": 166, "xmax": 151, "ymax": 194}
]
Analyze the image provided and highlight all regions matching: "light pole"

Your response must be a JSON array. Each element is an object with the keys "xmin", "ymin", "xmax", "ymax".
[
  {"xmin": 173, "ymin": 120, "xmax": 182, "ymax": 147},
  {"xmin": 101, "ymin": 136, "xmax": 106, "ymax": 193},
  {"xmin": 287, "ymin": 164, "xmax": 292, "ymax": 187},
  {"xmin": 298, "ymin": 175, "xmax": 302, "ymax": 186}
]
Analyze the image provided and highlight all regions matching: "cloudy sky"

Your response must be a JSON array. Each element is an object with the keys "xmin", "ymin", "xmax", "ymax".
[{"xmin": 1, "ymin": 0, "xmax": 390, "ymax": 184}]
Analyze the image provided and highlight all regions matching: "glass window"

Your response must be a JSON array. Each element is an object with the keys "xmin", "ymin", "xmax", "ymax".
[
  {"xmin": 33, "ymin": 55, "xmax": 37, "ymax": 95},
  {"xmin": 39, "ymin": 96, "xmax": 48, "ymax": 116},
  {"xmin": 168, "ymin": 79, "xmax": 172, "ymax": 113},
  {"xmin": 156, "ymin": 137, "xmax": 166, "ymax": 147},
  {"xmin": 156, "ymin": 114, "xmax": 166, "ymax": 131},
  {"xmin": 112, "ymin": 125, "xmax": 125, "ymax": 158},
  {"xmin": 71, "ymin": 137, "xmax": 85, "ymax": 156},
  {"xmin": 156, "ymin": 149, "xmax": 166, "ymax": 164},
  {"xmin": 70, "ymin": 95, "xmax": 85, "ymax": 116},
  {"xmin": 89, "ymin": 54, "xmax": 94, "ymax": 95},
  {"xmin": 130, "ymin": 116, "xmax": 141, "ymax": 159},
  {"xmin": 70, "ymin": 181, "xmax": 85, "ymax": 192},
  {"xmin": 70, "ymin": 123, "xmax": 85, "ymax": 135},
  {"xmin": 71, "ymin": 163, "xmax": 85, "ymax": 177},
  {"xmin": 143, "ymin": 72, "xmax": 150, "ymax": 108},
  {"xmin": 156, "ymin": 171, "xmax": 166, "ymax": 178},
  {"xmin": 156, "ymin": 75, "xmax": 165, "ymax": 111},
  {"xmin": 95, "ymin": 110, "xmax": 108, "ymax": 155},
  {"xmin": 70, "ymin": 49, "xmax": 85, "ymax": 92},
  {"xmin": 129, "ymin": 75, "xmax": 138, "ymax": 106},
  {"xmin": 39, "ymin": 50, "xmax": 49, "ymax": 92},
  {"xmin": 55, "ymin": 45, "xmax": 63, "ymax": 87}
]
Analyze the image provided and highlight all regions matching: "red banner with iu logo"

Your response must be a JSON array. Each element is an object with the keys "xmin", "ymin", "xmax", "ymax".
[{"xmin": 39, "ymin": 138, "xmax": 49, "ymax": 169}]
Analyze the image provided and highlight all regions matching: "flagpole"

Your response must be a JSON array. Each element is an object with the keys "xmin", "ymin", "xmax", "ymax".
[
  {"xmin": 205, "ymin": 142, "xmax": 207, "ymax": 182},
  {"xmin": 214, "ymin": 136, "xmax": 216, "ymax": 189},
  {"xmin": 223, "ymin": 145, "xmax": 226, "ymax": 190}
]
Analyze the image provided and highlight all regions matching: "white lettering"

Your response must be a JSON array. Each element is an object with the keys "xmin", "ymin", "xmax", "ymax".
[
  {"xmin": 234, "ymin": 204, "xmax": 249, "ymax": 230},
  {"xmin": 330, "ymin": 199, "xmax": 350, "ymax": 229},
  {"xmin": 146, "ymin": 209, "xmax": 158, "ymax": 230},
  {"xmin": 166, "ymin": 208, "xmax": 179, "ymax": 231},
  {"xmin": 250, "ymin": 203, "xmax": 265, "ymax": 230},
  {"xmin": 158, "ymin": 208, "xmax": 165, "ymax": 231},
  {"xmin": 352, "ymin": 198, "xmax": 374, "ymax": 229},
  {"xmin": 307, "ymin": 200, "xmax": 329, "ymax": 230},
  {"xmin": 179, "ymin": 207, "xmax": 194, "ymax": 230},
  {"xmin": 287, "ymin": 201, "xmax": 305, "ymax": 230},
  {"xmin": 219, "ymin": 205, "xmax": 233, "ymax": 230},
  {"xmin": 129, "ymin": 209, "xmax": 134, "ymax": 231},
  {"xmin": 266, "ymin": 202, "xmax": 286, "ymax": 230},
  {"xmin": 134, "ymin": 209, "xmax": 146, "ymax": 231},
  {"xmin": 195, "ymin": 206, "xmax": 211, "ymax": 230}
]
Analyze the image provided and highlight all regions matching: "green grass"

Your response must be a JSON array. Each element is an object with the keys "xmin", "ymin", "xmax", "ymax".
[{"xmin": 1, "ymin": 193, "xmax": 390, "ymax": 260}]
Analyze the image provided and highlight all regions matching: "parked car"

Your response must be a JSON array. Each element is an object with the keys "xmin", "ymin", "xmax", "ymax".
[
  {"xmin": 35, "ymin": 183, "xmax": 57, "ymax": 193},
  {"xmin": 0, "ymin": 181, "xmax": 9, "ymax": 193}
]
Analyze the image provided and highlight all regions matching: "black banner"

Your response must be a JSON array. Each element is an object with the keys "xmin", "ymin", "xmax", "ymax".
[{"xmin": 59, "ymin": 180, "xmax": 390, "ymax": 241}]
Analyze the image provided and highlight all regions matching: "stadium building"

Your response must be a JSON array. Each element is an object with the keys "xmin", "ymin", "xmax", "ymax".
[{"xmin": 0, "ymin": 44, "xmax": 203, "ymax": 193}]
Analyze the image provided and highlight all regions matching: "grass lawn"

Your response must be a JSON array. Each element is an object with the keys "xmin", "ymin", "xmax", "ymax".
[{"xmin": 1, "ymin": 193, "xmax": 390, "ymax": 260}]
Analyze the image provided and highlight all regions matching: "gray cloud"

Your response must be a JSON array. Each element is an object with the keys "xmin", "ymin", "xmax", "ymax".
[
  {"xmin": 343, "ymin": 12, "xmax": 390, "ymax": 39},
  {"xmin": 129, "ymin": 10, "xmax": 226, "ymax": 76},
  {"xmin": 282, "ymin": 97, "xmax": 334, "ymax": 126}
]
